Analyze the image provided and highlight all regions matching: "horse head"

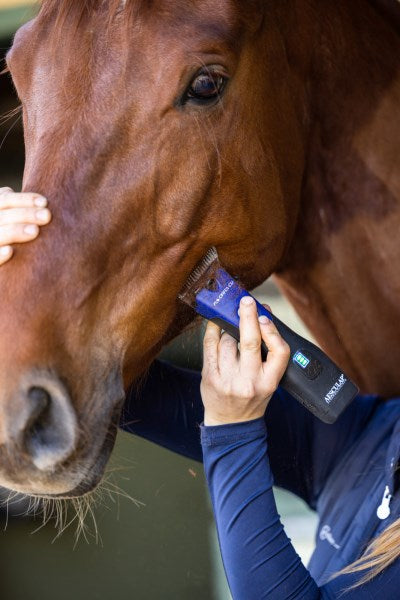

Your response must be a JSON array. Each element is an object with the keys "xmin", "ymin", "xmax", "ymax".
[{"xmin": 1, "ymin": 0, "xmax": 306, "ymax": 496}]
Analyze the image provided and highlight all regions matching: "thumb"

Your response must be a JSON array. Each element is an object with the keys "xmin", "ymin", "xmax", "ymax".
[{"xmin": 258, "ymin": 315, "xmax": 290, "ymax": 388}]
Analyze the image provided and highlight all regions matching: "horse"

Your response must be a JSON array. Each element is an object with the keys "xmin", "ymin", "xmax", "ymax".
[{"xmin": 1, "ymin": 0, "xmax": 399, "ymax": 498}]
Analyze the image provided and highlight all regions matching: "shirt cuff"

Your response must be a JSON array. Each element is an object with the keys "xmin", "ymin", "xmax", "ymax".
[{"xmin": 200, "ymin": 417, "xmax": 267, "ymax": 447}]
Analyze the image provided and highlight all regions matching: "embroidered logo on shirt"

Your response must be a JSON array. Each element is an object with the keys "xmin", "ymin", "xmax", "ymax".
[{"xmin": 319, "ymin": 525, "xmax": 341, "ymax": 549}]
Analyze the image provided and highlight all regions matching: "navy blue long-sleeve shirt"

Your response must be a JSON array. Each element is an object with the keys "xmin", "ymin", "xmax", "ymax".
[{"xmin": 121, "ymin": 360, "xmax": 400, "ymax": 599}]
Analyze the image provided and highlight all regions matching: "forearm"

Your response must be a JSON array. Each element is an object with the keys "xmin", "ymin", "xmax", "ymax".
[
  {"xmin": 120, "ymin": 360, "xmax": 204, "ymax": 461},
  {"xmin": 201, "ymin": 418, "xmax": 322, "ymax": 600}
]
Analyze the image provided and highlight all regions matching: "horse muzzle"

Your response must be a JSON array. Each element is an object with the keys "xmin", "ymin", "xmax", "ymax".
[
  {"xmin": 3, "ymin": 371, "xmax": 77, "ymax": 472},
  {"xmin": 0, "ymin": 368, "xmax": 123, "ymax": 497}
]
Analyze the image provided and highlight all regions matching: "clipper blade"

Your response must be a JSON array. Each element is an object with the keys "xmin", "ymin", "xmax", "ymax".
[{"xmin": 179, "ymin": 247, "xmax": 220, "ymax": 308}]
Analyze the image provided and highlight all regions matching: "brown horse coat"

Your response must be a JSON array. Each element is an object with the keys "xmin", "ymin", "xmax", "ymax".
[{"xmin": 0, "ymin": 0, "xmax": 399, "ymax": 496}]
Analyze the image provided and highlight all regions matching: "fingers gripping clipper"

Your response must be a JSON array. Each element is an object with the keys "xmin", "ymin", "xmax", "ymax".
[{"xmin": 179, "ymin": 248, "xmax": 358, "ymax": 424}]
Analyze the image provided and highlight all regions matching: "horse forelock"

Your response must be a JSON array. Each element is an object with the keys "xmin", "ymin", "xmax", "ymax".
[
  {"xmin": 37, "ymin": 0, "xmax": 262, "ymax": 34},
  {"xmin": 38, "ymin": 0, "xmax": 149, "ymax": 30}
]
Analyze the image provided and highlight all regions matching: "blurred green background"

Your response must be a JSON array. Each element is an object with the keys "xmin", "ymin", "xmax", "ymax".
[{"xmin": 0, "ymin": 5, "xmax": 317, "ymax": 599}]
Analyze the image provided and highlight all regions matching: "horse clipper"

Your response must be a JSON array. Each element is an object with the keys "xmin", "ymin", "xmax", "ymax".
[{"xmin": 179, "ymin": 248, "xmax": 359, "ymax": 424}]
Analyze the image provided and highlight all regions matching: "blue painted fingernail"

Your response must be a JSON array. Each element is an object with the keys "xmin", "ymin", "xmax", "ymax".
[
  {"xmin": 34, "ymin": 196, "xmax": 47, "ymax": 207},
  {"xmin": 0, "ymin": 245, "xmax": 12, "ymax": 256},
  {"xmin": 24, "ymin": 224, "xmax": 39, "ymax": 236},
  {"xmin": 241, "ymin": 296, "xmax": 254, "ymax": 306},
  {"xmin": 36, "ymin": 209, "xmax": 50, "ymax": 222}
]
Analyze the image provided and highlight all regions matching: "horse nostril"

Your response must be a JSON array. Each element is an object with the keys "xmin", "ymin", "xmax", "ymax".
[
  {"xmin": 26, "ymin": 386, "xmax": 52, "ymax": 444},
  {"xmin": 28, "ymin": 386, "xmax": 51, "ymax": 407},
  {"xmin": 18, "ymin": 378, "xmax": 78, "ymax": 472}
]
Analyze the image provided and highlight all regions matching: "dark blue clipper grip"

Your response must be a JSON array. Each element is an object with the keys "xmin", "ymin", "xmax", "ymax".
[{"xmin": 195, "ymin": 268, "xmax": 358, "ymax": 424}]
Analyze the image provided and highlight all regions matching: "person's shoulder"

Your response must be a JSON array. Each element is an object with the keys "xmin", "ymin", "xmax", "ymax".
[
  {"xmin": 373, "ymin": 395, "xmax": 400, "ymax": 413},
  {"xmin": 364, "ymin": 394, "xmax": 400, "ymax": 430}
]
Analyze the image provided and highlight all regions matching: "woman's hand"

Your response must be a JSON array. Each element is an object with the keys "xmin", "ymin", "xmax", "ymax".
[
  {"xmin": 201, "ymin": 296, "xmax": 290, "ymax": 426},
  {"xmin": 0, "ymin": 187, "xmax": 51, "ymax": 265}
]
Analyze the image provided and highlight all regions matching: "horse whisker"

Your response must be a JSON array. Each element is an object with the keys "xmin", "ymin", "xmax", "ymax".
[
  {"xmin": 0, "ymin": 113, "xmax": 22, "ymax": 155},
  {"xmin": 0, "ymin": 105, "xmax": 22, "ymax": 127}
]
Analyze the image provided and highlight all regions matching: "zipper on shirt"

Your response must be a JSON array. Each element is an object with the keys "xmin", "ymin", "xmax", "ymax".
[{"xmin": 377, "ymin": 485, "xmax": 392, "ymax": 520}]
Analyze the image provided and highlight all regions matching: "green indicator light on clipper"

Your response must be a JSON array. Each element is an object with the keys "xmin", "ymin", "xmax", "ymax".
[
  {"xmin": 179, "ymin": 247, "xmax": 359, "ymax": 424},
  {"xmin": 293, "ymin": 351, "xmax": 310, "ymax": 369}
]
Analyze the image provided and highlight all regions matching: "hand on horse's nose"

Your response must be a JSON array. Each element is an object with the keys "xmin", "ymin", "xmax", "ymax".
[
  {"xmin": 0, "ymin": 187, "xmax": 51, "ymax": 265},
  {"xmin": 5, "ymin": 373, "xmax": 78, "ymax": 472}
]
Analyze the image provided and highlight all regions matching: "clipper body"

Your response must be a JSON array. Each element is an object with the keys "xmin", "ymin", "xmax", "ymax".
[{"xmin": 179, "ymin": 250, "xmax": 359, "ymax": 424}]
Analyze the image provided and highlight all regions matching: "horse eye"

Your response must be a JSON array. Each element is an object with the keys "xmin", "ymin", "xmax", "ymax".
[{"xmin": 184, "ymin": 68, "xmax": 228, "ymax": 105}]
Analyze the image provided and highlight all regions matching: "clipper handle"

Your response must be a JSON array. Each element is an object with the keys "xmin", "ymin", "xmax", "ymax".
[
  {"xmin": 263, "ymin": 313, "xmax": 358, "ymax": 423},
  {"xmin": 191, "ymin": 265, "xmax": 359, "ymax": 423},
  {"xmin": 210, "ymin": 302, "xmax": 358, "ymax": 424}
]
